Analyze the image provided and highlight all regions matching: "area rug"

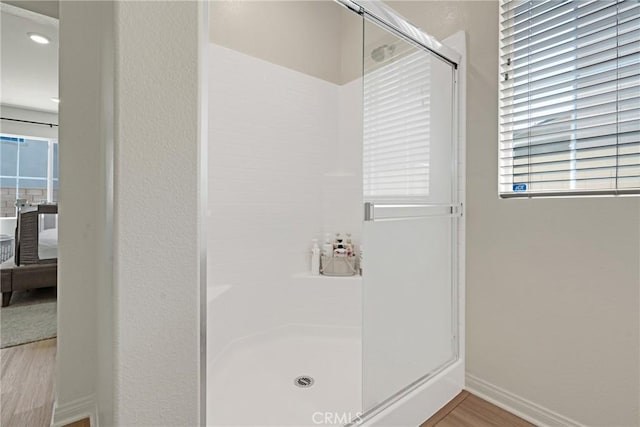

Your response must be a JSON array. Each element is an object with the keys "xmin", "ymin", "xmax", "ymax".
[{"xmin": 1, "ymin": 288, "xmax": 57, "ymax": 348}]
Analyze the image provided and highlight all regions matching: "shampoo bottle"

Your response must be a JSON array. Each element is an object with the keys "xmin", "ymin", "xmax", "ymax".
[
  {"xmin": 346, "ymin": 233, "xmax": 353, "ymax": 256},
  {"xmin": 322, "ymin": 233, "xmax": 334, "ymax": 257},
  {"xmin": 311, "ymin": 239, "xmax": 320, "ymax": 276}
]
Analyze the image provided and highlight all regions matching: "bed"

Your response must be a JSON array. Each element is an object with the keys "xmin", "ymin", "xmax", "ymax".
[{"xmin": 1, "ymin": 204, "xmax": 57, "ymax": 307}]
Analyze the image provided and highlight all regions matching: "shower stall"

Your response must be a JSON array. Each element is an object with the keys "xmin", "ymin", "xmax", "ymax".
[{"xmin": 207, "ymin": 1, "xmax": 465, "ymax": 425}]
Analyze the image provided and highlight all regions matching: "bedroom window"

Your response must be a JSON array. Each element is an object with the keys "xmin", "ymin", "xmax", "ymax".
[
  {"xmin": 499, "ymin": 0, "xmax": 640, "ymax": 197},
  {"xmin": 0, "ymin": 134, "xmax": 58, "ymax": 217}
]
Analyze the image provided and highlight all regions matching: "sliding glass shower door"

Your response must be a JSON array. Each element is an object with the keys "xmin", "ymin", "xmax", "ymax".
[{"xmin": 361, "ymin": 19, "xmax": 460, "ymax": 411}]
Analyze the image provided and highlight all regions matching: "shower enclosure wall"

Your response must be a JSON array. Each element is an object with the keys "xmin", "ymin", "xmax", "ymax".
[{"xmin": 207, "ymin": 1, "xmax": 465, "ymax": 425}]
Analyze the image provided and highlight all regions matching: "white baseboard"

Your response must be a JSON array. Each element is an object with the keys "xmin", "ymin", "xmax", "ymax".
[
  {"xmin": 51, "ymin": 394, "xmax": 98, "ymax": 427},
  {"xmin": 465, "ymin": 374, "xmax": 585, "ymax": 427}
]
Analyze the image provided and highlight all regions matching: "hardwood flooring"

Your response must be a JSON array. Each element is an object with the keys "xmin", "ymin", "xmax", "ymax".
[
  {"xmin": 1, "ymin": 339, "xmax": 56, "ymax": 427},
  {"xmin": 422, "ymin": 390, "xmax": 536, "ymax": 427},
  {"xmin": 2, "ymin": 340, "xmax": 533, "ymax": 427},
  {"xmin": 64, "ymin": 418, "xmax": 91, "ymax": 427}
]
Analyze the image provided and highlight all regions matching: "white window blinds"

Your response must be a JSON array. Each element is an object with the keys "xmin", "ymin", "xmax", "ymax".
[
  {"xmin": 364, "ymin": 50, "xmax": 431, "ymax": 202},
  {"xmin": 499, "ymin": 0, "xmax": 640, "ymax": 197}
]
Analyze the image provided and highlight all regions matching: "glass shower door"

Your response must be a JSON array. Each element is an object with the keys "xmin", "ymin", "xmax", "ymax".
[{"xmin": 361, "ymin": 19, "xmax": 459, "ymax": 411}]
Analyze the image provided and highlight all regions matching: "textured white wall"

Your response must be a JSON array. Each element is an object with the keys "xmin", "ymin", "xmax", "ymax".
[
  {"xmin": 113, "ymin": 2, "xmax": 202, "ymax": 425},
  {"xmin": 385, "ymin": 2, "xmax": 640, "ymax": 426},
  {"xmin": 56, "ymin": 2, "xmax": 203, "ymax": 425}
]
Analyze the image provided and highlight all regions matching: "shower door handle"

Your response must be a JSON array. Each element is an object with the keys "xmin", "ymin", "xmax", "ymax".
[{"xmin": 364, "ymin": 202, "xmax": 462, "ymax": 221}]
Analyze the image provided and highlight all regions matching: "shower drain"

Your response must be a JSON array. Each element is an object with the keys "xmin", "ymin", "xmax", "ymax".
[{"xmin": 294, "ymin": 375, "xmax": 314, "ymax": 388}]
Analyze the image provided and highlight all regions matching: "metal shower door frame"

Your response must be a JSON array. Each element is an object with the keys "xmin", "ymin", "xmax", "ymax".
[{"xmin": 336, "ymin": 1, "xmax": 464, "ymax": 425}]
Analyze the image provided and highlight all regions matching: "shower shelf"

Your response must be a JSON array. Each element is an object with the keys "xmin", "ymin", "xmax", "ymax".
[{"xmin": 292, "ymin": 272, "xmax": 362, "ymax": 282}]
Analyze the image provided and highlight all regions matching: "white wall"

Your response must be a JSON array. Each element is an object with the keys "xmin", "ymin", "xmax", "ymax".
[
  {"xmin": 207, "ymin": 44, "xmax": 363, "ymax": 385},
  {"xmin": 210, "ymin": 1, "xmax": 342, "ymax": 84},
  {"xmin": 208, "ymin": 44, "xmax": 336, "ymax": 284},
  {"xmin": 113, "ymin": 1, "xmax": 202, "ymax": 425},
  {"xmin": 208, "ymin": 1, "xmax": 363, "ymax": 295},
  {"xmin": 55, "ymin": 1, "xmax": 203, "ymax": 426},
  {"xmin": 325, "ymin": 78, "xmax": 362, "ymax": 243},
  {"xmin": 208, "ymin": 44, "xmax": 362, "ymax": 287},
  {"xmin": 385, "ymin": 2, "xmax": 640, "ymax": 426},
  {"xmin": 55, "ymin": 1, "xmax": 109, "ymax": 424}
]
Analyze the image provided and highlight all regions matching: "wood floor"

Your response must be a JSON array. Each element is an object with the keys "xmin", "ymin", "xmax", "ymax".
[
  {"xmin": 422, "ymin": 390, "xmax": 535, "ymax": 427},
  {"xmin": 65, "ymin": 418, "xmax": 91, "ymax": 427},
  {"xmin": 1, "ymin": 340, "xmax": 533, "ymax": 427},
  {"xmin": 1, "ymin": 338, "xmax": 56, "ymax": 427}
]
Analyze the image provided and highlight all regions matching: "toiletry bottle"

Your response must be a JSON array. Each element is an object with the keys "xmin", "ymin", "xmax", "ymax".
[
  {"xmin": 334, "ymin": 233, "xmax": 347, "ymax": 257},
  {"xmin": 322, "ymin": 233, "xmax": 333, "ymax": 257},
  {"xmin": 311, "ymin": 239, "xmax": 320, "ymax": 276},
  {"xmin": 346, "ymin": 233, "xmax": 353, "ymax": 256},
  {"xmin": 359, "ymin": 245, "xmax": 364, "ymax": 275}
]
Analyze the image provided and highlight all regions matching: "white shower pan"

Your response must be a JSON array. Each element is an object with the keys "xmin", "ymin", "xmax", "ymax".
[
  {"xmin": 208, "ymin": 324, "xmax": 361, "ymax": 427},
  {"xmin": 207, "ymin": 276, "xmax": 363, "ymax": 427}
]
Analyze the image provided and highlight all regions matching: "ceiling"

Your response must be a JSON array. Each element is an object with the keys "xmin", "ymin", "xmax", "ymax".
[
  {"xmin": 1, "ymin": 3, "xmax": 58, "ymax": 113},
  {"xmin": 2, "ymin": 1, "xmax": 58, "ymax": 19}
]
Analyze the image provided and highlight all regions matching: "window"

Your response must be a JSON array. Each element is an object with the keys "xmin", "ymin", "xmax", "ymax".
[
  {"xmin": 364, "ymin": 48, "xmax": 432, "ymax": 202},
  {"xmin": 499, "ymin": 0, "xmax": 640, "ymax": 197},
  {"xmin": 0, "ymin": 134, "xmax": 58, "ymax": 217}
]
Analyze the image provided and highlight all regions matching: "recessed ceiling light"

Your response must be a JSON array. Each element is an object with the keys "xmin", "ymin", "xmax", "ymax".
[
  {"xmin": 51, "ymin": 97, "xmax": 60, "ymax": 104},
  {"xmin": 28, "ymin": 33, "xmax": 50, "ymax": 45}
]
